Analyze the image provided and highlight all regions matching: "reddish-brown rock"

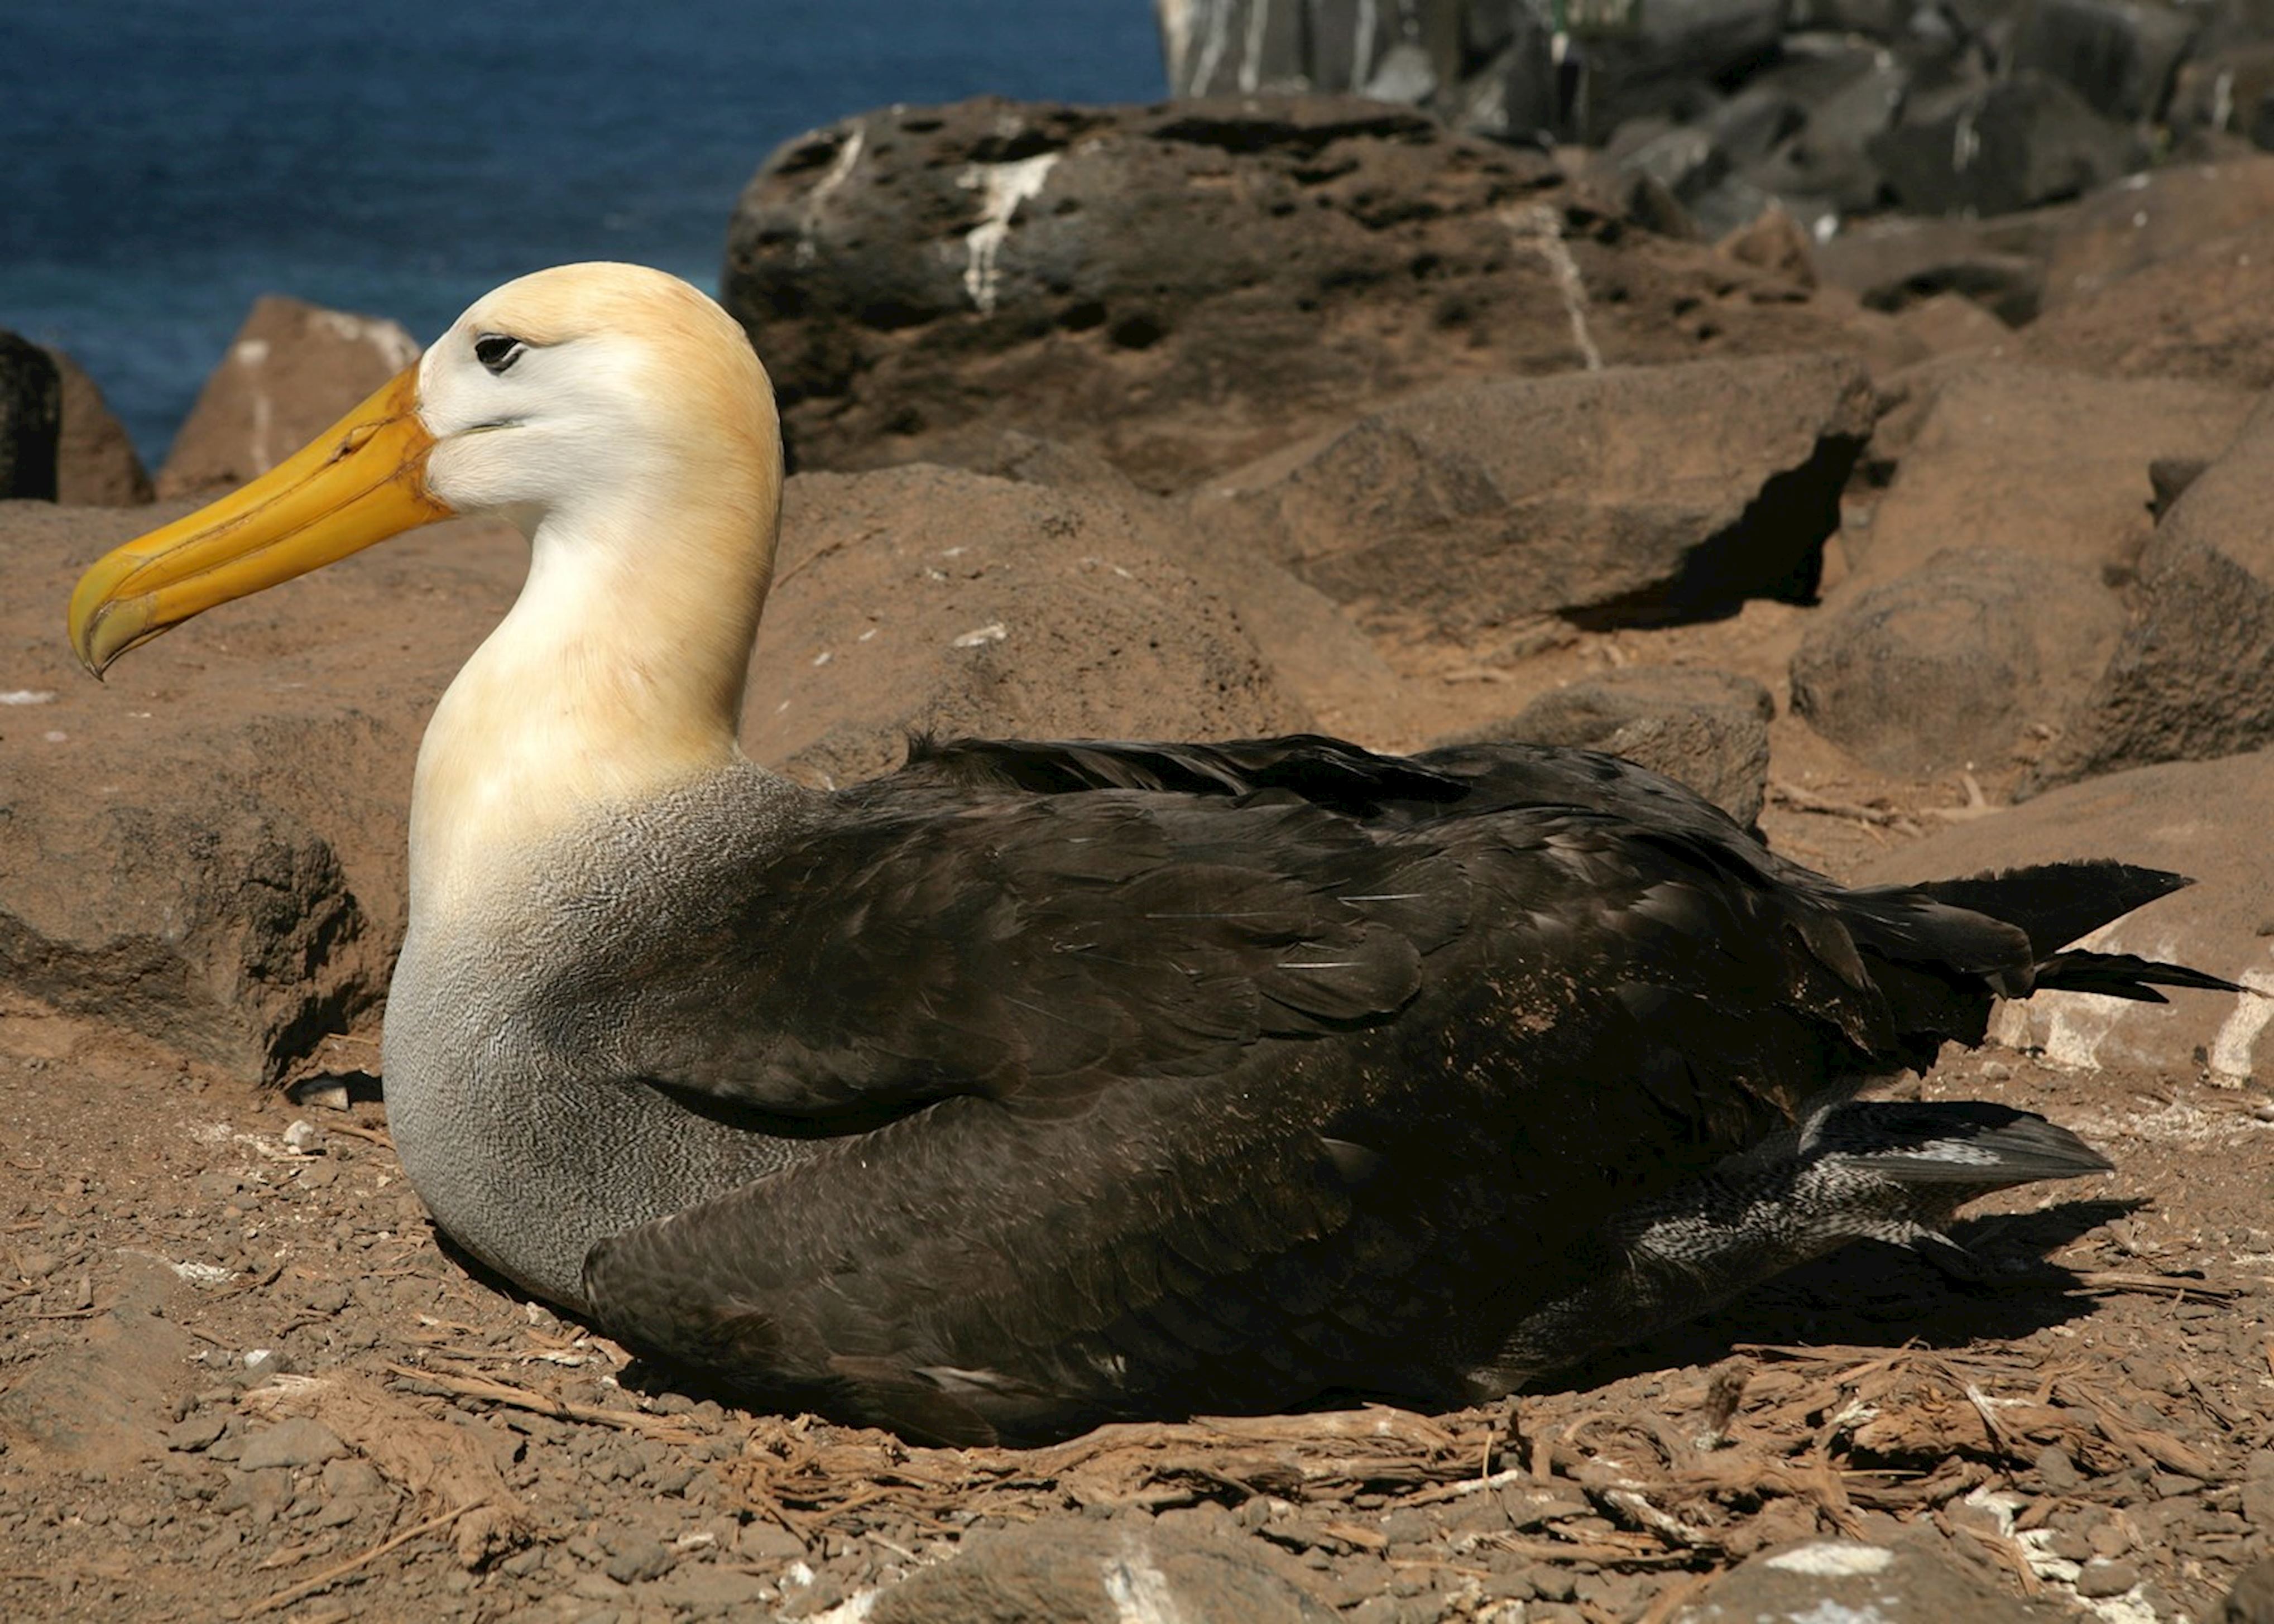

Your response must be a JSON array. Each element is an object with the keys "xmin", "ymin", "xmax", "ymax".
[
  {"xmin": 2031, "ymin": 390, "xmax": 2274, "ymax": 789},
  {"xmin": 747, "ymin": 463, "xmax": 1302, "ymax": 787},
  {"xmin": 2021, "ymin": 218, "xmax": 2274, "ymax": 390},
  {"xmin": 155, "ymin": 297, "xmax": 420, "ymax": 499},
  {"xmin": 1192, "ymin": 352, "xmax": 1874, "ymax": 642},
  {"xmin": 1847, "ymin": 361, "xmax": 2255, "ymax": 590}
]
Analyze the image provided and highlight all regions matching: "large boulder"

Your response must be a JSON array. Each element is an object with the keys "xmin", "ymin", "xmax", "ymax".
[
  {"xmin": 1790, "ymin": 550, "xmax": 2125, "ymax": 778},
  {"xmin": 45, "ymin": 349, "xmax": 152, "ymax": 506},
  {"xmin": 2008, "ymin": 0, "xmax": 2198, "ymax": 124},
  {"xmin": 723, "ymin": 95, "xmax": 1918, "ymax": 491},
  {"xmin": 156, "ymin": 296, "xmax": 420, "ymax": 499},
  {"xmin": 1856, "ymin": 751, "xmax": 2274, "ymax": 1083},
  {"xmin": 746, "ymin": 463, "xmax": 1301, "ymax": 786},
  {"xmin": 2030, "ymin": 391, "xmax": 2274, "ymax": 788},
  {"xmin": 2021, "ymin": 215, "xmax": 2274, "ymax": 390},
  {"xmin": 1191, "ymin": 353, "xmax": 1874, "ymax": 641},
  {"xmin": 1868, "ymin": 73, "xmax": 2144, "ymax": 219},
  {"xmin": 2035, "ymin": 155, "xmax": 2274, "ymax": 313},
  {"xmin": 0, "ymin": 503, "xmax": 520, "ymax": 1082},
  {"xmin": 1845, "ymin": 361, "xmax": 2256, "ymax": 590},
  {"xmin": 0, "ymin": 331, "xmax": 62, "ymax": 501}
]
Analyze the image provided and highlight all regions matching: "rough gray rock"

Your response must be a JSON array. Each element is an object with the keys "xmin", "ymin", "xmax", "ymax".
[
  {"xmin": 1440, "ymin": 666, "xmax": 1774, "ymax": 826},
  {"xmin": 2031, "ymin": 388, "xmax": 2274, "ymax": 789},
  {"xmin": 45, "ymin": 348, "xmax": 152, "ymax": 506},
  {"xmin": 722, "ymin": 95, "xmax": 1916, "ymax": 491},
  {"xmin": 1674, "ymin": 1539, "xmax": 2062, "ymax": 1622},
  {"xmin": 156, "ymin": 296, "xmax": 419, "ymax": 499},
  {"xmin": 236, "ymin": 1418, "xmax": 347, "ymax": 1472},
  {"xmin": 1194, "ymin": 353, "xmax": 1874, "ymax": 641},
  {"xmin": 1856, "ymin": 749, "xmax": 2274, "ymax": 1082},
  {"xmin": 1791, "ymin": 550, "xmax": 2123, "ymax": 778},
  {"xmin": 746, "ymin": 463, "xmax": 1303, "ymax": 788},
  {"xmin": 866, "ymin": 1517, "xmax": 1336, "ymax": 1624},
  {"xmin": 2011, "ymin": 0, "xmax": 2198, "ymax": 124},
  {"xmin": 0, "ymin": 330, "xmax": 62, "ymax": 501},
  {"xmin": 1869, "ymin": 72, "xmax": 2144, "ymax": 219}
]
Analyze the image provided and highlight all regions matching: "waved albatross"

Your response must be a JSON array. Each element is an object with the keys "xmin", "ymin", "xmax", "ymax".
[{"xmin": 67, "ymin": 263, "xmax": 2237, "ymax": 1445}]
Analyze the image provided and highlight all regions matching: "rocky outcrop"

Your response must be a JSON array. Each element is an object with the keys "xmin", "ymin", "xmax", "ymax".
[
  {"xmin": 156, "ymin": 297, "xmax": 420, "ymax": 499},
  {"xmin": 0, "ymin": 503, "xmax": 518, "ymax": 1082},
  {"xmin": 1439, "ymin": 666, "xmax": 1774, "ymax": 825},
  {"xmin": 722, "ymin": 96, "xmax": 1915, "ymax": 491},
  {"xmin": 0, "ymin": 330, "xmax": 62, "ymax": 501},
  {"xmin": 2030, "ymin": 391, "xmax": 2274, "ymax": 788},
  {"xmin": 1790, "ymin": 550, "xmax": 2124, "ymax": 778},
  {"xmin": 1192, "ymin": 353, "xmax": 1874, "ymax": 640},
  {"xmin": 748, "ymin": 464, "xmax": 1302, "ymax": 787},
  {"xmin": 2021, "ymin": 215, "xmax": 2274, "ymax": 390},
  {"xmin": 46, "ymin": 348, "xmax": 152, "ymax": 506},
  {"xmin": 1845, "ymin": 361, "xmax": 2256, "ymax": 590}
]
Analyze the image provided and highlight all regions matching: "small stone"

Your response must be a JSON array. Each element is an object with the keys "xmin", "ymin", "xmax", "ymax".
[
  {"xmin": 237, "ymin": 1417, "xmax": 347, "ymax": 1472},
  {"xmin": 282, "ymin": 1119, "xmax": 322, "ymax": 1154},
  {"xmin": 241, "ymin": 1348, "xmax": 292, "ymax": 1380},
  {"xmin": 290, "ymin": 1080, "xmax": 352, "ymax": 1112},
  {"xmin": 599, "ymin": 1534, "xmax": 675, "ymax": 1585},
  {"xmin": 164, "ymin": 1414, "xmax": 229, "ymax": 1453},
  {"xmin": 2035, "ymin": 1444, "xmax": 2084, "ymax": 1492},
  {"xmin": 2078, "ymin": 1559, "xmax": 2143, "ymax": 1598},
  {"xmin": 304, "ymin": 1281, "xmax": 350, "ymax": 1316},
  {"xmin": 737, "ymin": 1521, "xmax": 807, "ymax": 1561},
  {"xmin": 16, "ymin": 1250, "xmax": 57, "ymax": 1280}
]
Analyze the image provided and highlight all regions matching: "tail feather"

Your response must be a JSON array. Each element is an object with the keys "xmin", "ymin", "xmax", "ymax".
[
  {"xmin": 1912, "ymin": 862, "xmax": 2194, "ymax": 960},
  {"xmin": 2035, "ymin": 949, "xmax": 2244, "ymax": 1002}
]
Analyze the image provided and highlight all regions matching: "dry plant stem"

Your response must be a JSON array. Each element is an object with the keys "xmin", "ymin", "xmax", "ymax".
[
  {"xmin": 241, "ymin": 1503, "xmax": 483, "ymax": 1617},
  {"xmin": 382, "ymin": 1363, "xmax": 700, "ymax": 1440}
]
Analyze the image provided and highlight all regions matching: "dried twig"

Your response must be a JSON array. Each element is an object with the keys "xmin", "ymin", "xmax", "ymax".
[
  {"xmin": 382, "ymin": 1363, "xmax": 699, "ymax": 1440},
  {"xmin": 241, "ymin": 1503, "xmax": 482, "ymax": 1616}
]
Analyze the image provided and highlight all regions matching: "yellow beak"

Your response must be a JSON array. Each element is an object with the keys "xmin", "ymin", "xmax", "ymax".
[{"xmin": 66, "ymin": 366, "xmax": 454, "ymax": 676}]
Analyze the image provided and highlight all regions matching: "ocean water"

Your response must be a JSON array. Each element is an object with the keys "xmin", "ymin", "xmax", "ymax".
[{"xmin": 0, "ymin": 0, "xmax": 1164, "ymax": 465}]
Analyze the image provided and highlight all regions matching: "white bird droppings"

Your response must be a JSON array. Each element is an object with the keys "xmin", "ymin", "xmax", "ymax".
[
  {"xmin": 1764, "ymin": 1541, "xmax": 1896, "ymax": 1577},
  {"xmin": 952, "ymin": 623, "xmax": 1008, "ymax": 648},
  {"xmin": 957, "ymin": 152, "xmax": 1061, "ymax": 313},
  {"xmin": 0, "ymin": 689, "xmax": 56, "ymax": 705}
]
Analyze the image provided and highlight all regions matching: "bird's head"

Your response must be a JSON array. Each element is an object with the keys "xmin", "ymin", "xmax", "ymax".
[{"xmin": 68, "ymin": 262, "xmax": 781, "ymax": 676}]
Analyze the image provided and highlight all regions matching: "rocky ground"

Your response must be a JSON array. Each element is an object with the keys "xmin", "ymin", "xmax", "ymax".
[{"xmin": 6, "ymin": 76, "xmax": 2274, "ymax": 1624}]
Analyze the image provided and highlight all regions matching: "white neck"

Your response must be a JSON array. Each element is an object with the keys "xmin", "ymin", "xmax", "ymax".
[{"xmin": 407, "ymin": 478, "xmax": 774, "ymax": 921}]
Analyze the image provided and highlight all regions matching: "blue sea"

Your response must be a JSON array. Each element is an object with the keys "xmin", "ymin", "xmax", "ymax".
[{"xmin": 1, "ymin": 0, "xmax": 1164, "ymax": 465}]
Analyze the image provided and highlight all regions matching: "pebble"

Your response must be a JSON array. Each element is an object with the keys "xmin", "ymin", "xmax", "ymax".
[
  {"xmin": 282, "ymin": 1119, "xmax": 323, "ymax": 1153},
  {"xmin": 164, "ymin": 1415, "xmax": 229, "ymax": 1453},
  {"xmin": 237, "ymin": 1418, "xmax": 347, "ymax": 1472},
  {"xmin": 2035, "ymin": 1444, "xmax": 2084, "ymax": 1492},
  {"xmin": 2078, "ymin": 1559, "xmax": 2143, "ymax": 1598},
  {"xmin": 2252, "ymin": 1101, "xmax": 2274, "ymax": 1124}
]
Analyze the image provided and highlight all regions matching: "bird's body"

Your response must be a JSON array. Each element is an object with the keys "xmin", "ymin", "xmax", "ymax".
[{"xmin": 68, "ymin": 264, "xmax": 2238, "ymax": 1445}]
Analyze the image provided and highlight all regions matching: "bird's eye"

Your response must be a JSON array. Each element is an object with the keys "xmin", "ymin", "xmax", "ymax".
[{"xmin": 474, "ymin": 333, "xmax": 526, "ymax": 374}]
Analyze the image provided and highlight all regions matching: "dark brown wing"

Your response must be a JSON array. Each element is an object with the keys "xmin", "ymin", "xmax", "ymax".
[{"xmin": 576, "ymin": 744, "xmax": 1931, "ymax": 1442}]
